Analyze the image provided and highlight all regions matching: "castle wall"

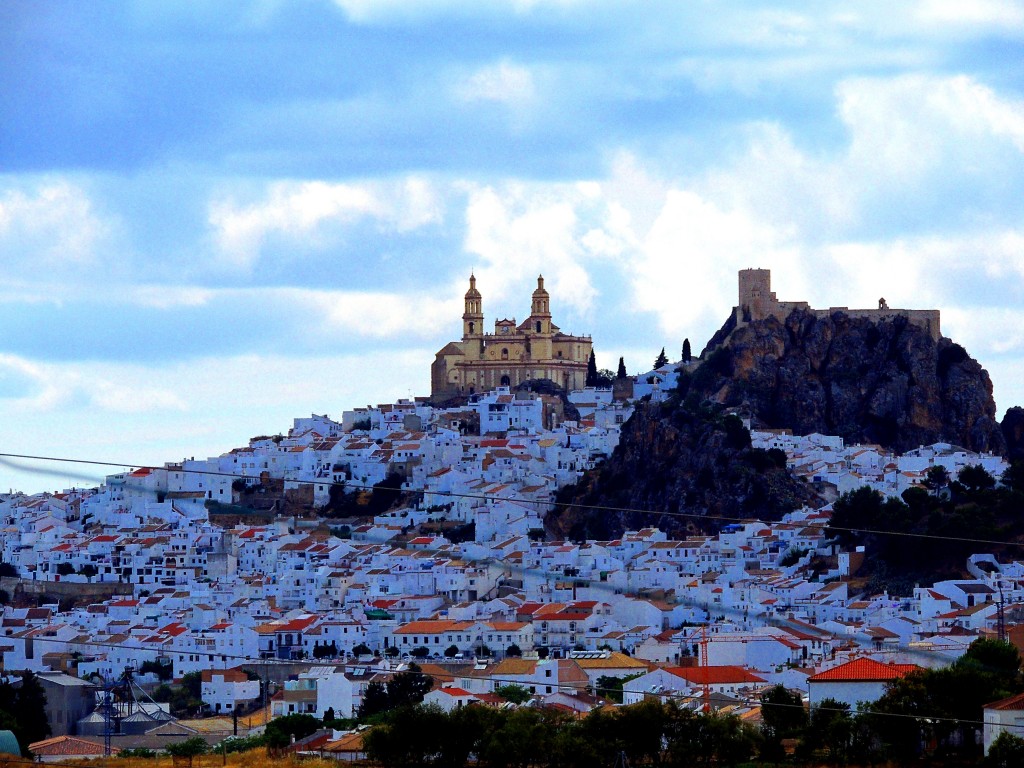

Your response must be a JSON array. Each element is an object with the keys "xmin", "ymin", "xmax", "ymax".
[{"xmin": 735, "ymin": 268, "xmax": 941, "ymax": 341}]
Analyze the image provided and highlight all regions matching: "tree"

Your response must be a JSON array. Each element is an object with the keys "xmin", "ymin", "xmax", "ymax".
[
  {"xmin": 164, "ymin": 737, "xmax": 209, "ymax": 758},
  {"xmin": 959, "ymin": 464, "xmax": 996, "ymax": 493},
  {"xmin": 925, "ymin": 465, "xmax": 950, "ymax": 492},
  {"xmin": 263, "ymin": 713, "xmax": 320, "ymax": 749},
  {"xmin": 78, "ymin": 563, "xmax": 98, "ymax": 580},
  {"xmin": 12, "ymin": 671, "xmax": 49, "ymax": 751},
  {"xmin": 55, "ymin": 562, "xmax": 75, "ymax": 577},
  {"xmin": 682, "ymin": 338, "xmax": 692, "ymax": 363},
  {"xmin": 353, "ymin": 642, "xmax": 372, "ymax": 656},
  {"xmin": 616, "ymin": 357, "xmax": 627, "ymax": 379},
  {"xmin": 312, "ymin": 641, "xmax": 338, "ymax": 659},
  {"xmin": 987, "ymin": 731, "xmax": 1024, "ymax": 768},
  {"xmin": 139, "ymin": 659, "xmax": 173, "ymax": 681},
  {"xmin": 505, "ymin": 643, "xmax": 522, "ymax": 657},
  {"xmin": 594, "ymin": 675, "xmax": 626, "ymax": 703},
  {"xmin": 759, "ymin": 685, "xmax": 806, "ymax": 761},
  {"xmin": 586, "ymin": 350, "xmax": 599, "ymax": 387},
  {"xmin": 495, "ymin": 684, "xmax": 532, "ymax": 704},
  {"xmin": 0, "ymin": 562, "xmax": 18, "ymax": 578},
  {"xmin": 444, "ymin": 644, "xmax": 459, "ymax": 658},
  {"xmin": 410, "ymin": 646, "xmax": 430, "ymax": 658},
  {"xmin": 654, "ymin": 347, "xmax": 668, "ymax": 369}
]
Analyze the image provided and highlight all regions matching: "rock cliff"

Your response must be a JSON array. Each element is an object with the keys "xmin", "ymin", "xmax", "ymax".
[
  {"xmin": 548, "ymin": 308, "xmax": 1007, "ymax": 539},
  {"xmin": 696, "ymin": 308, "xmax": 1005, "ymax": 454}
]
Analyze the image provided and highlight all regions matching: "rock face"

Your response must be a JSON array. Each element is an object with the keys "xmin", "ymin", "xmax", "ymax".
[
  {"xmin": 548, "ymin": 308, "xmax": 1006, "ymax": 539},
  {"xmin": 548, "ymin": 406, "xmax": 823, "ymax": 540},
  {"xmin": 1003, "ymin": 406, "xmax": 1024, "ymax": 461},
  {"xmin": 699, "ymin": 308, "xmax": 1005, "ymax": 454}
]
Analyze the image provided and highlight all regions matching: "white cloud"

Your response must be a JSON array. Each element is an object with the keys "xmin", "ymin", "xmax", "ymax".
[
  {"xmin": 916, "ymin": 0, "xmax": 1024, "ymax": 28},
  {"xmin": 0, "ymin": 181, "xmax": 108, "ymax": 274},
  {"xmin": 208, "ymin": 177, "xmax": 443, "ymax": 268},
  {"xmin": 454, "ymin": 60, "xmax": 537, "ymax": 107},
  {"xmin": 462, "ymin": 184, "xmax": 599, "ymax": 317}
]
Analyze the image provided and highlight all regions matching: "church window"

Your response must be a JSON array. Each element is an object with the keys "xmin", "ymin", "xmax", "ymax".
[
  {"xmin": 536, "ymin": 321, "xmax": 542, "ymax": 332},
  {"xmin": 469, "ymin": 322, "xmax": 475, "ymax": 334},
  {"xmin": 502, "ymin": 348, "xmax": 509, "ymax": 360},
  {"xmin": 501, "ymin": 375, "xmax": 511, "ymax": 386}
]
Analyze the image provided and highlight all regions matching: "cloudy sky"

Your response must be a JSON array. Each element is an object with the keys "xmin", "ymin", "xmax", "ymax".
[{"xmin": 3, "ymin": 1, "xmax": 1024, "ymax": 493}]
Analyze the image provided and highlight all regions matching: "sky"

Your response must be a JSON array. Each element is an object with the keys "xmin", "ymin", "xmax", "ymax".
[{"xmin": 2, "ymin": 0, "xmax": 1024, "ymax": 494}]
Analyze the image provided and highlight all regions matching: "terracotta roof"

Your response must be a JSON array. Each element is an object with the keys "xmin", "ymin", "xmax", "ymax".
[
  {"xmin": 668, "ymin": 666, "xmax": 767, "ymax": 685},
  {"xmin": 807, "ymin": 657, "xmax": 919, "ymax": 683},
  {"xmin": 30, "ymin": 735, "xmax": 114, "ymax": 756},
  {"xmin": 986, "ymin": 691, "xmax": 1024, "ymax": 711}
]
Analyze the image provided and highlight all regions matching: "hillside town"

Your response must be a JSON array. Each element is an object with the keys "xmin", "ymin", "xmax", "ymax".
[{"xmin": 1, "ymin": 356, "xmax": 1021, "ymax": 758}]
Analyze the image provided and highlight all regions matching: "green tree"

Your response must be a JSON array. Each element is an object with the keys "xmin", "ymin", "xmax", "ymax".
[
  {"xmin": 586, "ymin": 350, "xmax": 599, "ymax": 387},
  {"xmin": 12, "ymin": 671, "xmax": 50, "ymax": 751},
  {"xmin": 312, "ymin": 641, "xmax": 338, "ymax": 659},
  {"xmin": 987, "ymin": 731, "xmax": 1024, "ymax": 768},
  {"xmin": 264, "ymin": 713, "xmax": 320, "ymax": 749},
  {"xmin": 78, "ymin": 563, "xmax": 98, "ymax": 580},
  {"xmin": 410, "ymin": 646, "xmax": 430, "ymax": 659},
  {"xmin": 802, "ymin": 698, "xmax": 853, "ymax": 763},
  {"xmin": 444, "ymin": 644, "xmax": 459, "ymax": 658},
  {"xmin": 353, "ymin": 642, "xmax": 372, "ymax": 656},
  {"xmin": 494, "ymin": 684, "xmax": 531, "ymax": 704},
  {"xmin": 55, "ymin": 562, "xmax": 75, "ymax": 577},
  {"xmin": 959, "ymin": 464, "xmax": 996, "ymax": 493},
  {"xmin": 654, "ymin": 347, "xmax": 668, "ymax": 369},
  {"xmin": 164, "ymin": 737, "xmax": 209, "ymax": 758},
  {"xmin": 0, "ymin": 562, "xmax": 18, "ymax": 578},
  {"xmin": 595, "ymin": 675, "xmax": 626, "ymax": 703},
  {"xmin": 505, "ymin": 643, "xmax": 522, "ymax": 657},
  {"xmin": 682, "ymin": 338, "xmax": 692, "ymax": 363},
  {"xmin": 759, "ymin": 684, "xmax": 806, "ymax": 760},
  {"xmin": 616, "ymin": 357, "xmax": 627, "ymax": 379}
]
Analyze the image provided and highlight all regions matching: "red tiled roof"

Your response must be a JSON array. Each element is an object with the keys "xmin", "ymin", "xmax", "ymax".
[
  {"xmin": 808, "ymin": 657, "xmax": 919, "ymax": 683},
  {"xmin": 668, "ymin": 666, "xmax": 766, "ymax": 685}
]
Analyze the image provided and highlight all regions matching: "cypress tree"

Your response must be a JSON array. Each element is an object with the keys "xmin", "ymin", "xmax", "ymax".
[
  {"xmin": 586, "ymin": 349, "xmax": 598, "ymax": 387},
  {"xmin": 654, "ymin": 347, "xmax": 668, "ymax": 369},
  {"xmin": 616, "ymin": 357, "xmax": 627, "ymax": 379},
  {"xmin": 682, "ymin": 338, "xmax": 692, "ymax": 362}
]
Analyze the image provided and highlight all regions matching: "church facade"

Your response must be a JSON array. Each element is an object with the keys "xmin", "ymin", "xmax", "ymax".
[{"xmin": 431, "ymin": 275, "xmax": 593, "ymax": 400}]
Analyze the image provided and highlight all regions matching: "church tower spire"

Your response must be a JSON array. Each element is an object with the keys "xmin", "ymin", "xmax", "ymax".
[
  {"xmin": 530, "ymin": 275, "xmax": 552, "ymax": 333},
  {"xmin": 463, "ymin": 273, "xmax": 483, "ymax": 340}
]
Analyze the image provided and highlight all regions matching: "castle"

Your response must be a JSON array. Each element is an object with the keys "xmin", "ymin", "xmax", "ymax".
[
  {"xmin": 735, "ymin": 268, "xmax": 941, "ymax": 341},
  {"xmin": 431, "ymin": 275, "xmax": 593, "ymax": 400}
]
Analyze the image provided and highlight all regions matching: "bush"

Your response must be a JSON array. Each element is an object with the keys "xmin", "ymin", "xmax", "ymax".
[{"xmin": 165, "ymin": 737, "xmax": 209, "ymax": 757}]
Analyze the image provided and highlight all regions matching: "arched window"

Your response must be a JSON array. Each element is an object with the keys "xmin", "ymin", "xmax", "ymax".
[
  {"xmin": 536, "ymin": 321, "xmax": 542, "ymax": 333},
  {"xmin": 501, "ymin": 375, "xmax": 511, "ymax": 386},
  {"xmin": 502, "ymin": 348, "xmax": 509, "ymax": 360},
  {"xmin": 468, "ymin": 322, "xmax": 475, "ymax": 334}
]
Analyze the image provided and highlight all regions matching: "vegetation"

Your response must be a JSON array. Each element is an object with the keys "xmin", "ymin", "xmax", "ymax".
[
  {"xmin": 363, "ymin": 699, "xmax": 759, "ymax": 768},
  {"xmin": 681, "ymin": 338, "xmax": 691, "ymax": 363},
  {"xmin": 0, "ymin": 562, "xmax": 18, "ymax": 578},
  {"xmin": 164, "ymin": 737, "xmax": 209, "ymax": 758},
  {"xmin": 263, "ymin": 713, "xmax": 321, "ymax": 749},
  {"xmin": 0, "ymin": 671, "xmax": 50, "ymax": 754},
  {"xmin": 828, "ymin": 463, "xmax": 1024, "ymax": 593},
  {"xmin": 138, "ymin": 659, "xmax": 173, "ymax": 681},
  {"xmin": 616, "ymin": 357, "xmax": 627, "ymax": 379},
  {"xmin": 322, "ymin": 471, "xmax": 412, "ymax": 519},
  {"xmin": 152, "ymin": 671, "xmax": 205, "ymax": 716},
  {"xmin": 654, "ymin": 347, "xmax": 668, "ymax": 369},
  {"xmin": 357, "ymin": 664, "xmax": 434, "ymax": 719},
  {"xmin": 494, "ymin": 684, "xmax": 532, "ymax": 704}
]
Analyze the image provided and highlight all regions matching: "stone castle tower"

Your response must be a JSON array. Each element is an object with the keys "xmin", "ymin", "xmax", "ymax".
[
  {"xmin": 735, "ymin": 268, "xmax": 940, "ymax": 340},
  {"xmin": 431, "ymin": 275, "xmax": 593, "ymax": 399}
]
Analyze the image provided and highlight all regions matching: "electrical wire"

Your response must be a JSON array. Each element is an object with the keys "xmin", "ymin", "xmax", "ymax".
[{"xmin": 0, "ymin": 451, "xmax": 1021, "ymax": 736}]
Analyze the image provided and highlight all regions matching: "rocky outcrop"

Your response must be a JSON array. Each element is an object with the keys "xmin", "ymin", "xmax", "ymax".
[
  {"xmin": 697, "ymin": 308, "xmax": 1004, "ymax": 454},
  {"xmin": 1003, "ymin": 406, "xmax": 1024, "ymax": 461},
  {"xmin": 548, "ymin": 404, "xmax": 823, "ymax": 540},
  {"xmin": 548, "ymin": 308, "xmax": 1007, "ymax": 539}
]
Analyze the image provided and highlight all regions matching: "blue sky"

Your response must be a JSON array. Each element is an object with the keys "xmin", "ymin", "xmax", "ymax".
[{"xmin": 3, "ymin": 0, "xmax": 1024, "ymax": 493}]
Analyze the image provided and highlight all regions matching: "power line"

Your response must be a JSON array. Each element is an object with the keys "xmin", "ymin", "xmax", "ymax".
[{"xmin": 2, "ymin": 451, "xmax": 1020, "ymax": 550}]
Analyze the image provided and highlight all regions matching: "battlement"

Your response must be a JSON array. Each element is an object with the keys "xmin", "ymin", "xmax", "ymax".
[{"xmin": 735, "ymin": 268, "xmax": 941, "ymax": 341}]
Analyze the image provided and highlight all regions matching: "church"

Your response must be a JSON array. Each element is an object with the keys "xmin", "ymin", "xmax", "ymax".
[{"xmin": 431, "ymin": 275, "xmax": 593, "ymax": 400}]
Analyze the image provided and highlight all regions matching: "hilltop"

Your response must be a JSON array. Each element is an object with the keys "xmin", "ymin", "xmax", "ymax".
[{"xmin": 548, "ymin": 270, "xmax": 1010, "ymax": 539}]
